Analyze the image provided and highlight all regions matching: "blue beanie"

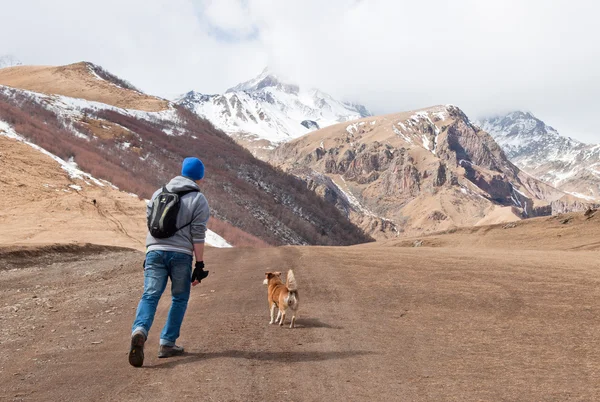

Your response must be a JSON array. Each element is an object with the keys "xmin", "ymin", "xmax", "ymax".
[{"xmin": 181, "ymin": 157, "xmax": 205, "ymax": 180}]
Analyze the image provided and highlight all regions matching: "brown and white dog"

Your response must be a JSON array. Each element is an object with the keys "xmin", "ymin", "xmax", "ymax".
[{"xmin": 263, "ymin": 270, "xmax": 299, "ymax": 328}]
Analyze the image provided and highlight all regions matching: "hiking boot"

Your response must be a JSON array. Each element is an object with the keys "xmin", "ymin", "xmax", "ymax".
[
  {"xmin": 158, "ymin": 344, "xmax": 185, "ymax": 358},
  {"xmin": 128, "ymin": 330, "xmax": 146, "ymax": 367}
]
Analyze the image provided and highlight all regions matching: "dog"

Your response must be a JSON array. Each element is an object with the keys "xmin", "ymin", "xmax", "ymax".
[{"xmin": 263, "ymin": 270, "xmax": 299, "ymax": 328}]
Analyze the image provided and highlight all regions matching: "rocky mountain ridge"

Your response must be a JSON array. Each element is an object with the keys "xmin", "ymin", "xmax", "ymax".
[
  {"xmin": 274, "ymin": 105, "xmax": 590, "ymax": 239},
  {"xmin": 479, "ymin": 111, "xmax": 600, "ymax": 200}
]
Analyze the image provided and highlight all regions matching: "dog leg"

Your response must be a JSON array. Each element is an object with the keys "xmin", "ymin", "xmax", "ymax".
[
  {"xmin": 269, "ymin": 303, "xmax": 277, "ymax": 324},
  {"xmin": 279, "ymin": 310, "xmax": 286, "ymax": 327},
  {"xmin": 290, "ymin": 312, "xmax": 297, "ymax": 329},
  {"xmin": 275, "ymin": 310, "xmax": 282, "ymax": 324}
]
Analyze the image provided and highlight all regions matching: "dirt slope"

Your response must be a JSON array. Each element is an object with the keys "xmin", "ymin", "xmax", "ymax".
[
  {"xmin": 0, "ymin": 136, "xmax": 146, "ymax": 250},
  {"xmin": 384, "ymin": 209, "xmax": 600, "ymax": 251},
  {"xmin": 0, "ymin": 62, "xmax": 168, "ymax": 111}
]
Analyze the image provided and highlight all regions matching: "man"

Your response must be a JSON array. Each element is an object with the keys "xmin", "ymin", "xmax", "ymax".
[{"xmin": 129, "ymin": 157, "xmax": 210, "ymax": 368}]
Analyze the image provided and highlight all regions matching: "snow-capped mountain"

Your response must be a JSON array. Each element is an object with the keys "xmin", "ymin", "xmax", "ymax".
[
  {"xmin": 175, "ymin": 68, "xmax": 371, "ymax": 150},
  {"xmin": 0, "ymin": 62, "xmax": 371, "ymax": 247},
  {"xmin": 0, "ymin": 55, "xmax": 22, "ymax": 69},
  {"xmin": 479, "ymin": 111, "xmax": 600, "ymax": 200}
]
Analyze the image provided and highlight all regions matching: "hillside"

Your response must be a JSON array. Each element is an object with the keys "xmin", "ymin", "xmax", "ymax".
[
  {"xmin": 176, "ymin": 68, "xmax": 370, "ymax": 157},
  {"xmin": 382, "ymin": 208, "xmax": 600, "ymax": 251},
  {"xmin": 274, "ymin": 105, "xmax": 590, "ymax": 239},
  {"xmin": 479, "ymin": 111, "xmax": 600, "ymax": 200},
  {"xmin": 0, "ymin": 62, "xmax": 371, "ymax": 247},
  {"xmin": 0, "ymin": 62, "xmax": 169, "ymax": 112},
  {"xmin": 0, "ymin": 129, "xmax": 231, "ymax": 249}
]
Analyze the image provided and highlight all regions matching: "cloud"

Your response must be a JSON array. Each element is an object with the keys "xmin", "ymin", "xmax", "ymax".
[
  {"xmin": 0, "ymin": 0, "xmax": 268, "ymax": 96},
  {"xmin": 0, "ymin": 0, "xmax": 598, "ymax": 141},
  {"xmin": 199, "ymin": 0, "xmax": 259, "ymax": 41}
]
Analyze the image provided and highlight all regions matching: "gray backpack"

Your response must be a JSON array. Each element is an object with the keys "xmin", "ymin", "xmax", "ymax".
[{"xmin": 147, "ymin": 187, "xmax": 198, "ymax": 238}]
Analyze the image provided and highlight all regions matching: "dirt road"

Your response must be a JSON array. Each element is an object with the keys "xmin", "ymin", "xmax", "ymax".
[{"xmin": 1, "ymin": 243, "xmax": 600, "ymax": 401}]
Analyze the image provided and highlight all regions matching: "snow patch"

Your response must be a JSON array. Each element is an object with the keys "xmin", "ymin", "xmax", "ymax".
[
  {"xmin": 205, "ymin": 230, "xmax": 233, "ymax": 248},
  {"xmin": 565, "ymin": 191, "xmax": 598, "ymax": 201},
  {"xmin": 422, "ymin": 135, "xmax": 431, "ymax": 151},
  {"xmin": 393, "ymin": 126, "xmax": 413, "ymax": 143},
  {"xmin": 346, "ymin": 123, "xmax": 360, "ymax": 135}
]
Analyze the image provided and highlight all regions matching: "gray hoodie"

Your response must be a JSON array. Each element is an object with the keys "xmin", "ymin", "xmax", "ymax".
[{"xmin": 146, "ymin": 176, "xmax": 210, "ymax": 256}]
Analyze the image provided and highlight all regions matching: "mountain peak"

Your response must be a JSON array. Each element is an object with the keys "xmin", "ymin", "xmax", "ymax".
[
  {"xmin": 479, "ymin": 110, "xmax": 561, "ymax": 140},
  {"xmin": 480, "ymin": 110, "xmax": 600, "ymax": 200},
  {"xmin": 225, "ymin": 67, "xmax": 299, "ymax": 94}
]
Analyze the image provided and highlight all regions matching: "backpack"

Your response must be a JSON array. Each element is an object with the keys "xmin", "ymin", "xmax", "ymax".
[{"xmin": 147, "ymin": 187, "xmax": 198, "ymax": 239}]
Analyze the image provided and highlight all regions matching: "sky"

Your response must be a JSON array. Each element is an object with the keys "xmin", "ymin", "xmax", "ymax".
[{"xmin": 0, "ymin": 0, "xmax": 598, "ymax": 142}]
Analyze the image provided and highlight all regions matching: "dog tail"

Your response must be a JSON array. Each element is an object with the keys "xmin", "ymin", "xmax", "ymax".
[{"xmin": 286, "ymin": 269, "xmax": 298, "ymax": 291}]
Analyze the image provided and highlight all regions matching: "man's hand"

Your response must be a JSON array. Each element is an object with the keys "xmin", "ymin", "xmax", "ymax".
[{"xmin": 192, "ymin": 261, "xmax": 209, "ymax": 287}]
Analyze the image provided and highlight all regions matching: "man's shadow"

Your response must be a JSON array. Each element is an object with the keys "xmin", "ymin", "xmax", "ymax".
[
  {"xmin": 145, "ymin": 317, "xmax": 356, "ymax": 369},
  {"xmin": 147, "ymin": 349, "xmax": 374, "ymax": 369}
]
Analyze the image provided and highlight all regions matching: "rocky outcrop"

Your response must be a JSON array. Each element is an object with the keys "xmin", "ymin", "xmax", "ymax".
[
  {"xmin": 380, "ymin": 154, "xmax": 421, "ymax": 197},
  {"xmin": 551, "ymin": 198, "xmax": 600, "ymax": 215},
  {"xmin": 301, "ymin": 120, "xmax": 320, "ymax": 130}
]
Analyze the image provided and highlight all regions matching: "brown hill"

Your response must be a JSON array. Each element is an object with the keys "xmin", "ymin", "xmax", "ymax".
[
  {"xmin": 380, "ymin": 208, "xmax": 600, "ymax": 251},
  {"xmin": 274, "ymin": 105, "xmax": 589, "ymax": 239},
  {"xmin": 0, "ymin": 62, "xmax": 169, "ymax": 111},
  {"xmin": 0, "ymin": 132, "xmax": 269, "ymax": 248},
  {"xmin": 0, "ymin": 64, "xmax": 371, "ymax": 247}
]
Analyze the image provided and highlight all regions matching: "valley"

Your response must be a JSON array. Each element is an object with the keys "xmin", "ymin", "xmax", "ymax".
[{"xmin": 1, "ymin": 59, "xmax": 599, "ymax": 402}]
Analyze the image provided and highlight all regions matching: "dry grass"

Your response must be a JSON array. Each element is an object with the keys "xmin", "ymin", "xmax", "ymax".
[
  {"xmin": 0, "ymin": 62, "xmax": 169, "ymax": 111},
  {"xmin": 78, "ymin": 117, "xmax": 134, "ymax": 140}
]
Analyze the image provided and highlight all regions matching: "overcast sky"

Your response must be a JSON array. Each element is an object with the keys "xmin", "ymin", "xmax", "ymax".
[{"xmin": 1, "ymin": 0, "xmax": 598, "ymax": 141}]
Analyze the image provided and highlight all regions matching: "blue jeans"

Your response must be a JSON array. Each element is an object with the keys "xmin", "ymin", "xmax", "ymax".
[{"xmin": 131, "ymin": 250, "xmax": 193, "ymax": 346}]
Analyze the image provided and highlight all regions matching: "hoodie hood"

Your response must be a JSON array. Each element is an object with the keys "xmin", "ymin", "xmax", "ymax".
[{"xmin": 165, "ymin": 175, "xmax": 200, "ymax": 193}]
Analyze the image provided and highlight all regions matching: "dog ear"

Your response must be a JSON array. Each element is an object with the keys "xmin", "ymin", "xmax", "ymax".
[
  {"xmin": 274, "ymin": 272, "xmax": 282, "ymax": 276},
  {"xmin": 265, "ymin": 272, "xmax": 273, "ymax": 279}
]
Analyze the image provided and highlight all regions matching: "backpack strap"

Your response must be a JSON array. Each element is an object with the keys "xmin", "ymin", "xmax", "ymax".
[
  {"xmin": 177, "ymin": 189, "xmax": 199, "ymax": 197},
  {"xmin": 175, "ymin": 188, "xmax": 200, "ymax": 231}
]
